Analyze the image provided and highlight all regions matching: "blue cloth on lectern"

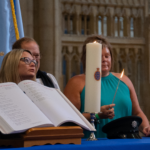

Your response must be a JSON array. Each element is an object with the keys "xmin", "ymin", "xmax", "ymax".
[{"xmin": 0, "ymin": 0, "xmax": 24, "ymax": 66}]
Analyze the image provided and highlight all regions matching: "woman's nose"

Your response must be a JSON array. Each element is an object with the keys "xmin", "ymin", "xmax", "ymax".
[
  {"xmin": 30, "ymin": 61, "xmax": 36, "ymax": 66},
  {"xmin": 102, "ymin": 56, "xmax": 106, "ymax": 61}
]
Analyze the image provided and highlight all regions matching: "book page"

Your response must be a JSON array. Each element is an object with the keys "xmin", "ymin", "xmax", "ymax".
[
  {"xmin": 0, "ymin": 82, "xmax": 53, "ymax": 134},
  {"xmin": 18, "ymin": 80, "xmax": 95, "ymax": 131}
]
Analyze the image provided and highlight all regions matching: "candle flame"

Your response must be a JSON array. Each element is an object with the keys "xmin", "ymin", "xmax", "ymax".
[
  {"xmin": 120, "ymin": 69, "xmax": 124, "ymax": 78},
  {"xmin": 93, "ymin": 41, "xmax": 97, "ymax": 43}
]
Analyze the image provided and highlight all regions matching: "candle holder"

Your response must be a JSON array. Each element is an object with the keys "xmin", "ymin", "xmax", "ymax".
[{"xmin": 86, "ymin": 113, "xmax": 97, "ymax": 141}]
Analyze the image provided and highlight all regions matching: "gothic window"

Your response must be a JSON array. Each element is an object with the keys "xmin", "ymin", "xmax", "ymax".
[
  {"xmin": 114, "ymin": 16, "xmax": 118, "ymax": 37},
  {"xmin": 98, "ymin": 16, "xmax": 102, "ymax": 35},
  {"xmin": 103, "ymin": 16, "xmax": 107, "ymax": 36},
  {"xmin": 64, "ymin": 15, "xmax": 68, "ymax": 34},
  {"xmin": 63, "ymin": 14, "xmax": 75, "ymax": 34},
  {"xmin": 81, "ymin": 15, "xmax": 90, "ymax": 35},
  {"xmin": 130, "ymin": 17, "xmax": 134, "ymax": 37},
  {"xmin": 70, "ymin": 15, "xmax": 73, "ymax": 34},
  {"xmin": 87, "ymin": 16, "xmax": 90, "ymax": 35},
  {"xmin": 120, "ymin": 17, "xmax": 124, "ymax": 37},
  {"xmin": 81, "ymin": 15, "xmax": 84, "ymax": 35}
]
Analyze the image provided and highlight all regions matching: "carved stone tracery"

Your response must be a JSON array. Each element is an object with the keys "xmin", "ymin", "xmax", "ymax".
[{"xmin": 61, "ymin": 0, "xmax": 145, "ymax": 102}]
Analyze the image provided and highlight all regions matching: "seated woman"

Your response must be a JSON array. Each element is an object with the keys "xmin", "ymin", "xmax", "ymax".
[
  {"xmin": 64, "ymin": 35, "xmax": 150, "ymax": 138},
  {"xmin": 0, "ymin": 49, "xmax": 37, "ymax": 83}
]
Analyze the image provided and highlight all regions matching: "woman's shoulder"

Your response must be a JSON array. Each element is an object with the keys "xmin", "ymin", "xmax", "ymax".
[
  {"xmin": 111, "ymin": 72, "xmax": 133, "ymax": 91},
  {"xmin": 69, "ymin": 74, "xmax": 85, "ymax": 83},
  {"xmin": 64, "ymin": 74, "xmax": 85, "ymax": 92}
]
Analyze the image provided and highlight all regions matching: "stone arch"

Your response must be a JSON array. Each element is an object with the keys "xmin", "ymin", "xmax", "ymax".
[
  {"xmin": 98, "ymin": 6, "xmax": 106, "ymax": 16},
  {"xmin": 69, "ymin": 4, "xmax": 76, "ymax": 14}
]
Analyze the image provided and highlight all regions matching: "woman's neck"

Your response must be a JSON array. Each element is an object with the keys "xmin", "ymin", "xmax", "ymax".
[
  {"xmin": 102, "ymin": 71, "xmax": 110, "ymax": 77},
  {"xmin": 20, "ymin": 76, "xmax": 34, "ymax": 82}
]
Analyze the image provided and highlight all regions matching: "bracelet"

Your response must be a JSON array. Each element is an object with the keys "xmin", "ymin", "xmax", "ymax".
[{"xmin": 95, "ymin": 113, "xmax": 100, "ymax": 120}]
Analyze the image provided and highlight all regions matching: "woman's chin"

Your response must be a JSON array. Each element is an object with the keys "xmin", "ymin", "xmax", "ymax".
[
  {"xmin": 20, "ymin": 74, "xmax": 35, "ymax": 81},
  {"xmin": 102, "ymin": 69, "xmax": 109, "ymax": 73}
]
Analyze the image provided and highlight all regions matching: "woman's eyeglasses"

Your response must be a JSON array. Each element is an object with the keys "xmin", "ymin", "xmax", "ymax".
[{"xmin": 20, "ymin": 57, "xmax": 38, "ymax": 66}]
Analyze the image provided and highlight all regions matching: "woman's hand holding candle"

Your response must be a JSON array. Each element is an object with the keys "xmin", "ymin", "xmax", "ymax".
[{"xmin": 99, "ymin": 104, "xmax": 115, "ymax": 119}]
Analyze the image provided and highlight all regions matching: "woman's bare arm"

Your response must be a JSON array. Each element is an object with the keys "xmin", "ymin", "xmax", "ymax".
[
  {"xmin": 113, "ymin": 72, "xmax": 150, "ymax": 136},
  {"xmin": 64, "ymin": 74, "xmax": 115, "ymax": 121}
]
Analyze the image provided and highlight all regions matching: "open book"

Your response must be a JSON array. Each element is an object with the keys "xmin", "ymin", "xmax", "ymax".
[{"xmin": 0, "ymin": 80, "xmax": 95, "ymax": 134}]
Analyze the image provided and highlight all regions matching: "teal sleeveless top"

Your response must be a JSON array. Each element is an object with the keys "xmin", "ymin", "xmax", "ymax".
[{"xmin": 80, "ymin": 73, "xmax": 132, "ymax": 138}]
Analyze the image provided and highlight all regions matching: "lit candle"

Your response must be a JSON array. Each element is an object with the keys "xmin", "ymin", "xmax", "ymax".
[
  {"xmin": 84, "ymin": 41, "xmax": 102, "ymax": 113},
  {"xmin": 112, "ymin": 69, "xmax": 124, "ymax": 104}
]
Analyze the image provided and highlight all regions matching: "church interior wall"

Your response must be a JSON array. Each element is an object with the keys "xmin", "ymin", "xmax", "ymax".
[{"xmin": 20, "ymin": 0, "xmax": 150, "ymax": 120}]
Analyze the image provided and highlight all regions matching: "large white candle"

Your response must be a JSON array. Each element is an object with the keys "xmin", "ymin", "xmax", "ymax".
[{"xmin": 84, "ymin": 42, "xmax": 102, "ymax": 113}]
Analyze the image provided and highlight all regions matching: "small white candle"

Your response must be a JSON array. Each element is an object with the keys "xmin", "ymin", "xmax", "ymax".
[{"xmin": 84, "ymin": 42, "xmax": 102, "ymax": 113}]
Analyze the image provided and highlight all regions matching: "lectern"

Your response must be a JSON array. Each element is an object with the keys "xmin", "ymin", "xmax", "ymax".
[{"xmin": 0, "ymin": 126, "xmax": 84, "ymax": 148}]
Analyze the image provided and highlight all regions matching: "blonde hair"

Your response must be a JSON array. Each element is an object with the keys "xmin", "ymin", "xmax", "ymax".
[{"xmin": 0, "ymin": 49, "xmax": 36, "ymax": 84}]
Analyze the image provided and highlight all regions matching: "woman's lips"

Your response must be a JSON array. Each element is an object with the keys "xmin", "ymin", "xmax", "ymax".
[
  {"xmin": 102, "ymin": 65, "xmax": 108, "ymax": 67},
  {"xmin": 29, "ymin": 69, "xmax": 35, "ymax": 72}
]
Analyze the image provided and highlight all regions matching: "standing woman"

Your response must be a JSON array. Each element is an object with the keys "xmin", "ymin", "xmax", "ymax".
[
  {"xmin": 0, "ymin": 49, "xmax": 37, "ymax": 84},
  {"xmin": 64, "ymin": 35, "xmax": 150, "ymax": 138}
]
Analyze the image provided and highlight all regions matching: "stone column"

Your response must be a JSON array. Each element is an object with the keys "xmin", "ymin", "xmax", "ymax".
[
  {"xmin": 79, "ymin": 15, "xmax": 82, "ymax": 35},
  {"xmin": 115, "ymin": 48, "xmax": 120, "ymax": 72},
  {"xmin": 90, "ymin": 6, "xmax": 97, "ymax": 34},
  {"xmin": 75, "ymin": 14, "xmax": 80, "ymax": 35},
  {"xmin": 134, "ymin": 48, "xmax": 139, "ymax": 97},
  {"xmin": 37, "ymin": 0, "xmax": 62, "ymax": 90},
  {"xmin": 68, "ymin": 46, "xmax": 73, "ymax": 80},
  {"xmin": 119, "ymin": 48, "xmax": 127, "ymax": 73},
  {"xmin": 20, "ymin": 0, "xmax": 34, "ymax": 37},
  {"xmin": 96, "ymin": 16, "xmax": 98, "ymax": 34},
  {"xmin": 90, "ymin": 15, "xmax": 97, "ymax": 34},
  {"xmin": 124, "ymin": 17, "xmax": 130, "ymax": 37},
  {"xmin": 89, "ymin": 15, "xmax": 93, "ymax": 34},
  {"xmin": 118, "ymin": 17, "xmax": 120, "ymax": 37},
  {"xmin": 75, "ymin": 5, "xmax": 81, "ymax": 35},
  {"xmin": 62, "ymin": 13, "xmax": 65, "ymax": 35},
  {"xmin": 101, "ymin": 16, "xmax": 104, "ymax": 35},
  {"xmin": 107, "ymin": 16, "xmax": 114, "ymax": 36},
  {"xmin": 37, "ymin": 0, "xmax": 55, "ymax": 74},
  {"xmin": 54, "ymin": 0, "xmax": 62, "ymax": 90}
]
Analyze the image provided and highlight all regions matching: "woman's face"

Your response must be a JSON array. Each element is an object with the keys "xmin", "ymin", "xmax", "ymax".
[
  {"xmin": 18, "ymin": 51, "xmax": 36, "ymax": 81},
  {"xmin": 21, "ymin": 41, "xmax": 40, "ymax": 70},
  {"xmin": 102, "ymin": 47, "xmax": 111, "ymax": 77}
]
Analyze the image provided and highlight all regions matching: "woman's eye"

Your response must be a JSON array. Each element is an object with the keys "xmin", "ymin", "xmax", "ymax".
[{"xmin": 25, "ymin": 59, "xmax": 30, "ymax": 63}]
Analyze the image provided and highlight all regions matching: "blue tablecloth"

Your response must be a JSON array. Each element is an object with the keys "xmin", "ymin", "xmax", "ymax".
[{"xmin": 1, "ymin": 137, "xmax": 150, "ymax": 150}]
